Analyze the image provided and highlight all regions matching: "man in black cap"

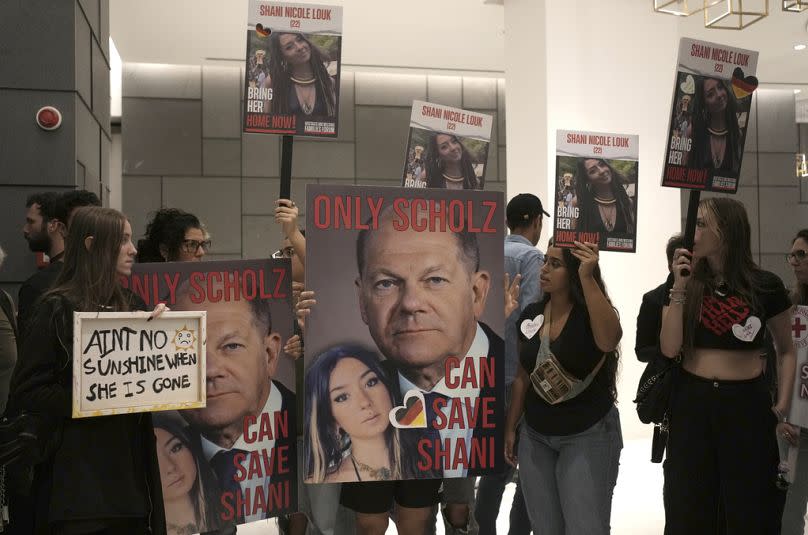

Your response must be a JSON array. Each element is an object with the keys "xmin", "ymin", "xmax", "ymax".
[{"xmin": 474, "ymin": 193, "xmax": 548, "ymax": 535}]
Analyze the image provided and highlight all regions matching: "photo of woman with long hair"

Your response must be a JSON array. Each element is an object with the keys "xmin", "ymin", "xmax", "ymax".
[
  {"xmin": 304, "ymin": 345, "xmax": 413, "ymax": 483},
  {"xmin": 424, "ymin": 133, "xmax": 482, "ymax": 190},
  {"xmin": 153, "ymin": 412, "xmax": 224, "ymax": 535},
  {"xmin": 260, "ymin": 32, "xmax": 338, "ymax": 119},
  {"xmin": 573, "ymin": 158, "xmax": 636, "ymax": 236},
  {"xmin": 688, "ymin": 76, "xmax": 745, "ymax": 175}
]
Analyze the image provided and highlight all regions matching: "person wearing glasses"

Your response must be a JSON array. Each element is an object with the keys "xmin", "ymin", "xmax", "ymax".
[
  {"xmin": 136, "ymin": 208, "xmax": 211, "ymax": 263},
  {"xmin": 780, "ymin": 229, "xmax": 808, "ymax": 535}
]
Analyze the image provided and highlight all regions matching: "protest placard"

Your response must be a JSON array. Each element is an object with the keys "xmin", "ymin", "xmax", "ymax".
[
  {"xmin": 554, "ymin": 130, "xmax": 639, "ymax": 252},
  {"xmin": 244, "ymin": 0, "xmax": 342, "ymax": 137},
  {"xmin": 788, "ymin": 306, "xmax": 808, "ymax": 428},
  {"xmin": 402, "ymin": 100, "xmax": 493, "ymax": 190},
  {"xmin": 122, "ymin": 259, "xmax": 296, "ymax": 527},
  {"xmin": 661, "ymin": 38, "xmax": 759, "ymax": 192},
  {"xmin": 72, "ymin": 311, "xmax": 205, "ymax": 418},
  {"xmin": 304, "ymin": 185, "xmax": 505, "ymax": 482}
]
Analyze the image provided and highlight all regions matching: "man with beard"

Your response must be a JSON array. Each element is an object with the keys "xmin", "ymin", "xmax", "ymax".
[
  {"xmin": 18, "ymin": 190, "xmax": 100, "ymax": 339},
  {"xmin": 17, "ymin": 192, "xmax": 61, "ymax": 338}
]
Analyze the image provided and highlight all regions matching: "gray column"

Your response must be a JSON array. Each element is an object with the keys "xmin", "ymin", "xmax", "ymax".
[{"xmin": 0, "ymin": 0, "xmax": 110, "ymax": 298}]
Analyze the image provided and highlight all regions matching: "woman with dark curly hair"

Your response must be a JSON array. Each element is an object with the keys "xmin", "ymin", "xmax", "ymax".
[
  {"xmin": 505, "ymin": 240, "xmax": 622, "ymax": 534},
  {"xmin": 137, "ymin": 208, "xmax": 210, "ymax": 263},
  {"xmin": 424, "ymin": 133, "xmax": 481, "ymax": 190},
  {"xmin": 261, "ymin": 32, "xmax": 337, "ymax": 118}
]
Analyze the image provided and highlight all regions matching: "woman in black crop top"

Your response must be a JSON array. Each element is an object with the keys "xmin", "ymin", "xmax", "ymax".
[
  {"xmin": 660, "ymin": 198, "xmax": 797, "ymax": 534},
  {"xmin": 505, "ymin": 240, "xmax": 622, "ymax": 534}
]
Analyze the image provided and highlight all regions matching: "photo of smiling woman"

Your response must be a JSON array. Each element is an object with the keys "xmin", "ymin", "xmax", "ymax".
[
  {"xmin": 304, "ymin": 345, "xmax": 414, "ymax": 483},
  {"xmin": 153, "ymin": 412, "xmax": 224, "ymax": 535},
  {"xmin": 573, "ymin": 158, "xmax": 636, "ymax": 237},
  {"xmin": 259, "ymin": 31, "xmax": 338, "ymax": 120},
  {"xmin": 689, "ymin": 76, "xmax": 746, "ymax": 176},
  {"xmin": 424, "ymin": 133, "xmax": 483, "ymax": 190}
]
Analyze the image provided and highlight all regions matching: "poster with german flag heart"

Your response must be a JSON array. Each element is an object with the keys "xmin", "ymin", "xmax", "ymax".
[
  {"xmin": 661, "ymin": 38, "xmax": 758, "ymax": 193},
  {"xmin": 303, "ymin": 184, "xmax": 506, "ymax": 482}
]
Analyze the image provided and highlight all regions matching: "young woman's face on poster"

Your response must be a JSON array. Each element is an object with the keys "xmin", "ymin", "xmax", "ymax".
[
  {"xmin": 583, "ymin": 159, "xmax": 612, "ymax": 187},
  {"xmin": 435, "ymin": 134, "xmax": 463, "ymax": 163},
  {"xmin": 703, "ymin": 79, "xmax": 728, "ymax": 115},
  {"xmin": 278, "ymin": 34, "xmax": 311, "ymax": 66},
  {"xmin": 154, "ymin": 427, "xmax": 198, "ymax": 501},
  {"xmin": 328, "ymin": 357, "xmax": 393, "ymax": 440}
]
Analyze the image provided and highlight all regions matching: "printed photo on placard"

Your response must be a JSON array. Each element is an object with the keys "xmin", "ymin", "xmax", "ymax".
[
  {"xmin": 662, "ymin": 38, "xmax": 759, "ymax": 193},
  {"xmin": 305, "ymin": 185, "xmax": 505, "ymax": 482},
  {"xmin": 788, "ymin": 306, "xmax": 808, "ymax": 428},
  {"xmin": 122, "ymin": 259, "xmax": 296, "ymax": 529},
  {"xmin": 244, "ymin": 1, "xmax": 342, "ymax": 137},
  {"xmin": 402, "ymin": 101, "xmax": 493, "ymax": 190},
  {"xmin": 554, "ymin": 130, "xmax": 639, "ymax": 252}
]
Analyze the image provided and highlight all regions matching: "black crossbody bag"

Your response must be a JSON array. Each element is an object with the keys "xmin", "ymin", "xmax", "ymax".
[{"xmin": 634, "ymin": 351, "xmax": 681, "ymax": 463}]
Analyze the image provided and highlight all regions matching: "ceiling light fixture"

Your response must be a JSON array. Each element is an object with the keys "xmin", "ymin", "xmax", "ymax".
[
  {"xmin": 795, "ymin": 44, "xmax": 808, "ymax": 50},
  {"xmin": 653, "ymin": 0, "xmax": 723, "ymax": 16},
  {"xmin": 705, "ymin": 0, "xmax": 769, "ymax": 29},
  {"xmin": 783, "ymin": 0, "xmax": 808, "ymax": 12}
]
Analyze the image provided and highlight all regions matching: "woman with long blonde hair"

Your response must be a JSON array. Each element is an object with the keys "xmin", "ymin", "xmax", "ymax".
[{"xmin": 661, "ymin": 198, "xmax": 798, "ymax": 533}]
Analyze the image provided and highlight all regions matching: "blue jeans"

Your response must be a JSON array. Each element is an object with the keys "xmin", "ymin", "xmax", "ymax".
[
  {"xmin": 518, "ymin": 406, "xmax": 622, "ymax": 535},
  {"xmin": 474, "ymin": 385, "xmax": 531, "ymax": 535},
  {"xmin": 474, "ymin": 464, "xmax": 530, "ymax": 535}
]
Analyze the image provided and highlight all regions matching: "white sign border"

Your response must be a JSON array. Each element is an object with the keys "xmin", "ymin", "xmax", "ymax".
[{"xmin": 72, "ymin": 311, "xmax": 207, "ymax": 418}]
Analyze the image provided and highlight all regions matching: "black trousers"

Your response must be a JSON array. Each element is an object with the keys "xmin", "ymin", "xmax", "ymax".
[{"xmin": 663, "ymin": 370, "xmax": 784, "ymax": 534}]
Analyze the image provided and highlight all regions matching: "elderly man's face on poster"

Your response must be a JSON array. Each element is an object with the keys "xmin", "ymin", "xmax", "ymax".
[
  {"xmin": 356, "ymin": 214, "xmax": 489, "ymax": 375},
  {"xmin": 176, "ymin": 290, "xmax": 281, "ymax": 441}
]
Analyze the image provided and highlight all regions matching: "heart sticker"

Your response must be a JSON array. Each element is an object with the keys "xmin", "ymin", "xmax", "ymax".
[
  {"xmin": 732, "ymin": 316, "xmax": 762, "ymax": 342},
  {"xmin": 389, "ymin": 390, "xmax": 427, "ymax": 429},
  {"xmin": 520, "ymin": 314, "xmax": 544, "ymax": 339},
  {"xmin": 731, "ymin": 67, "xmax": 758, "ymax": 100},
  {"xmin": 255, "ymin": 23, "xmax": 271, "ymax": 37},
  {"xmin": 680, "ymin": 75, "xmax": 695, "ymax": 95}
]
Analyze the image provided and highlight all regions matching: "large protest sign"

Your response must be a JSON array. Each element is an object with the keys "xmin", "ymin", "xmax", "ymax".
[
  {"xmin": 72, "ymin": 311, "xmax": 206, "ymax": 418},
  {"xmin": 244, "ymin": 0, "xmax": 342, "ymax": 137},
  {"xmin": 402, "ymin": 101, "xmax": 493, "ymax": 190},
  {"xmin": 122, "ymin": 259, "xmax": 296, "ymax": 529},
  {"xmin": 662, "ymin": 38, "xmax": 758, "ymax": 193},
  {"xmin": 554, "ymin": 130, "xmax": 639, "ymax": 252},
  {"xmin": 787, "ymin": 306, "xmax": 808, "ymax": 428},
  {"xmin": 305, "ymin": 185, "xmax": 505, "ymax": 482}
]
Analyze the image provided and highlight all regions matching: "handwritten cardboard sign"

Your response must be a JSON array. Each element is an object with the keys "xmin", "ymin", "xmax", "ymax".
[{"xmin": 72, "ymin": 311, "xmax": 206, "ymax": 418}]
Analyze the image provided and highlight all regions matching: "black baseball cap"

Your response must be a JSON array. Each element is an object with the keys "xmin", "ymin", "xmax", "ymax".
[{"xmin": 506, "ymin": 193, "xmax": 549, "ymax": 228}]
